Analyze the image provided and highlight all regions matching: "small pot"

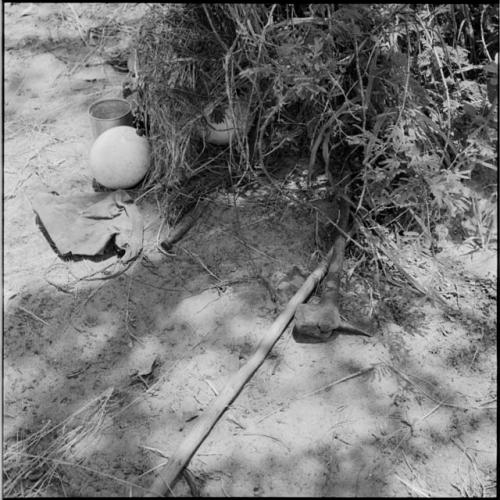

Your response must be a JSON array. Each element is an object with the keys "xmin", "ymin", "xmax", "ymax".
[
  {"xmin": 88, "ymin": 98, "xmax": 134, "ymax": 139},
  {"xmin": 204, "ymin": 100, "xmax": 250, "ymax": 145}
]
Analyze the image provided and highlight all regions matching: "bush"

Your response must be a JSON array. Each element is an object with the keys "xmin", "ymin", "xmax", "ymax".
[{"xmin": 130, "ymin": 3, "xmax": 498, "ymax": 238}]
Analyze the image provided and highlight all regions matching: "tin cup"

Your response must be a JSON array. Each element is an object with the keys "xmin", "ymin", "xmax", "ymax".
[{"xmin": 88, "ymin": 98, "xmax": 134, "ymax": 139}]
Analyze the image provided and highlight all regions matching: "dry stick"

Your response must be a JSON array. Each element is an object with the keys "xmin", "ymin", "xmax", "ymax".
[
  {"xmin": 183, "ymin": 248, "xmax": 221, "ymax": 283},
  {"xmin": 66, "ymin": 3, "xmax": 88, "ymax": 46},
  {"xmin": 298, "ymin": 367, "xmax": 373, "ymax": 400},
  {"xmin": 145, "ymin": 245, "xmax": 336, "ymax": 497},
  {"xmin": 451, "ymin": 438, "xmax": 486, "ymax": 496},
  {"xmin": 17, "ymin": 306, "xmax": 50, "ymax": 327},
  {"xmin": 395, "ymin": 475, "xmax": 432, "ymax": 497},
  {"xmin": 480, "ymin": 5, "xmax": 493, "ymax": 63}
]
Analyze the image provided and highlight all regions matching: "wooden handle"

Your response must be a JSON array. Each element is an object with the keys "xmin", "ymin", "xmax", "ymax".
[{"xmin": 145, "ymin": 246, "xmax": 335, "ymax": 496}]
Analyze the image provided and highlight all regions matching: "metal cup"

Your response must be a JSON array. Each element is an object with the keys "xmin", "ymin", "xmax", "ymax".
[{"xmin": 88, "ymin": 98, "xmax": 134, "ymax": 139}]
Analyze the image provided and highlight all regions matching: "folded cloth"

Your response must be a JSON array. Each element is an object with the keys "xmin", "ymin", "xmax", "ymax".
[{"xmin": 31, "ymin": 190, "xmax": 143, "ymax": 262}]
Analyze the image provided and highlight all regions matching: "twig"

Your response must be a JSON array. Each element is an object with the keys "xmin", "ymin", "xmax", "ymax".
[
  {"xmin": 239, "ymin": 433, "xmax": 291, "ymax": 452},
  {"xmin": 76, "ymin": 259, "xmax": 136, "ymax": 283},
  {"xmin": 204, "ymin": 379, "xmax": 219, "ymax": 396},
  {"xmin": 480, "ymin": 6, "xmax": 493, "ymax": 63},
  {"xmin": 297, "ymin": 367, "xmax": 374, "ymax": 400},
  {"xmin": 354, "ymin": 37, "xmax": 366, "ymax": 132},
  {"xmin": 137, "ymin": 460, "xmax": 169, "ymax": 479},
  {"xmin": 256, "ymin": 105, "xmax": 282, "ymax": 184},
  {"xmin": 451, "ymin": 438, "xmax": 487, "ymax": 496},
  {"xmin": 202, "ymin": 3, "xmax": 229, "ymax": 52},
  {"xmin": 395, "ymin": 475, "xmax": 432, "ymax": 497},
  {"xmin": 419, "ymin": 401, "xmax": 445, "ymax": 422},
  {"xmin": 389, "ymin": 365, "xmax": 482, "ymax": 410},
  {"xmin": 395, "ymin": 28, "xmax": 412, "ymax": 127},
  {"xmin": 66, "ymin": 3, "xmax": 89, "ymax": 46},
  {"xmin": 183, "ymin": 248, "xmax": 221, "ymax": 283},
  {"xmin": 182, "ymin": 468, "xmax": 200, "ymax": 497},
  {"xmin": 17, "ymin": 306, "xmax": 50, "ymax": 327},
  {"xmin": 256, "ymin": 404, "xmax": 285, "ymax": 424},
  {"xmin": 270, "ymin": 16, "xmax": 328, "ymax": 30},
  {"xmin": 129, "ymin": 277, "xmax": 189, "ymax": 293},
  {"xmin": 68, "ymin": 44, "xmax": 99, "ymax": 76},
  {"xmin": 140, "ymin": 445, "xmax": 169, "ymax": 458},
  {"xmin": 229, "ymin": 232, "xmax": 281, "ymax": 263},
  {"xmin": 124, "ymin": 276, "xmax": 144, "ymax": 345},
  {"xmin": 135, "ymin": 185, "xmax": 160, "ymax": 204}
]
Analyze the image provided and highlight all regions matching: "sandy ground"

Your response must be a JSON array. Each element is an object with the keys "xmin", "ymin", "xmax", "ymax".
[{"xmin": 3, "ymin": 3, "xmax": 497, "ymax": 497}]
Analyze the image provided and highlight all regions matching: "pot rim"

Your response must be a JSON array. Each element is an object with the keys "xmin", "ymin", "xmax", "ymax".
[{"xmin": 88, "ymin": 98, "xmax": 132, "ymax": 122}]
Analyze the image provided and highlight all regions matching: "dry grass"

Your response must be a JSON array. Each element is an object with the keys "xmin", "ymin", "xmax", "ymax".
[
  {"xmin": 133, "ymin": 5, "xmax": 240, "ymax": 187},
  {"xmin": 129, "ymin": 4, "xmax": 362, "ymax": 219},
  {"xmin": 3, "ymin": 388, "xmax": 117, "ymax": 497}
]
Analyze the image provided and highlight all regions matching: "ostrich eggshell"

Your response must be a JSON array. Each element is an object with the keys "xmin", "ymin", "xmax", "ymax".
[{"xmin": 90, "ymin": 126, "xmax": 150, "ymax": 189}]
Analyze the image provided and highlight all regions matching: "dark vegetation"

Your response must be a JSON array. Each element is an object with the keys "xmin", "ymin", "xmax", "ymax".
[{"xmin": 128, "ymin": 3, "xmax": 497, "ymax": 258}]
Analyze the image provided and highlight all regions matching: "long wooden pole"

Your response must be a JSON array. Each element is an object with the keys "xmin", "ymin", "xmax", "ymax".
[{"xmin": 145, "ymin": 246, "xmax": 335, "ymax": 496}]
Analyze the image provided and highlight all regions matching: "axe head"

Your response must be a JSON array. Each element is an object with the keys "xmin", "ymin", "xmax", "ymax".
[
  {"xmin": 292, "ymin": 303, "xmax": 372, "ymax": 344},
  {"xmin": 292, "ymin": 302, "xmax": 341, "ymax": 343}
]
